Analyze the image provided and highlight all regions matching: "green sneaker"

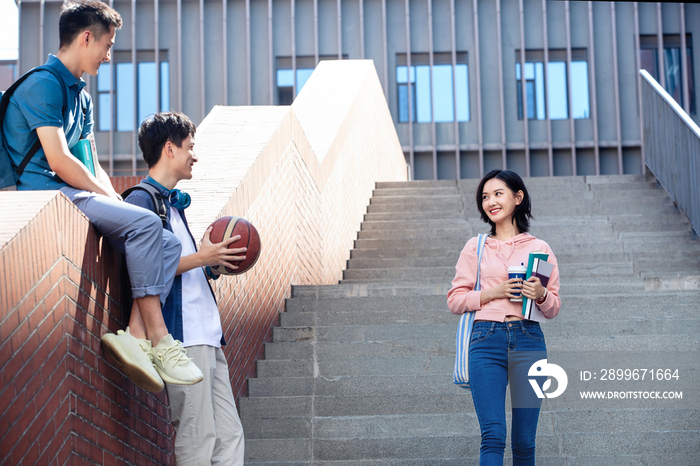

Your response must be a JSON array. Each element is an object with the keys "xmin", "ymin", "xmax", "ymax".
[
  {"xmin": 152, "ymin": 335, "xmax": 204, "ymax": 385},
  {"xmin": 101, "ymin": 327, "xmax": 165, "ymax": 393}
]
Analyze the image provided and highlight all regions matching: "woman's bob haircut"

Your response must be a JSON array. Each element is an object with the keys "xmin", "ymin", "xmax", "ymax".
[{"xmin": 476, "ymin": 169, "xmax": 532, "ymax": 236}]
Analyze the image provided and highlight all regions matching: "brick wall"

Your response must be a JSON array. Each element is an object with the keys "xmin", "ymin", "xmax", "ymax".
[
  {"xmin": 0, "ymin": 60, "xmax": 406, "ymax": 464},
  {"xmin": 109, "ymin": 176, "xmax": 141, "ymax": 195},
  {"xmin": 0, "ymin": 191, "xmax": 173, "ymax": 465}
]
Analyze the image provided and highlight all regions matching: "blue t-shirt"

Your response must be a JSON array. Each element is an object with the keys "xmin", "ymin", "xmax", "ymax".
[{"xmin": 4, "ymin": 54, "xmax": 94, "ymax": 190}]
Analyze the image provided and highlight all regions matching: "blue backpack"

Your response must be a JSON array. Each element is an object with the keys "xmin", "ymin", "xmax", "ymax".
[{"xmin": 0, "ymin": 65, "xmax": 84, "ymax": 190}]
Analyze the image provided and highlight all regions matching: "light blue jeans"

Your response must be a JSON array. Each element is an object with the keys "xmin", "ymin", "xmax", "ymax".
[
  {"xmin": 61, "ymin": 187, "xmax": 180, "ymax": 304},
  {"xmin": 468, "ymin": 320, "xmax": 547, "ymax": 465}
]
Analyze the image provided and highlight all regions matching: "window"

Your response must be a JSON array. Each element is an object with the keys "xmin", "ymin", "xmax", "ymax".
[
  {"xmin": 276, "ymin": 68, "xmax": 313, "ymax": 105},
  {"xmin": 276, "ymin": 56, "xmax": 344, "ymax": 105},
  {"xmin": 516, "ymin": 49, "xmax": 589, "ymax": 120},
  {"xmin": 641, "ymin": 35, "xmax": 695, "ymax": 114},
  {"xmin": 396, "ymin": 52, "xmax": 469, "ymax": 123},
  {"xmin": 96, "ymin": 51, "xmax": 170, "ymax": 132}
]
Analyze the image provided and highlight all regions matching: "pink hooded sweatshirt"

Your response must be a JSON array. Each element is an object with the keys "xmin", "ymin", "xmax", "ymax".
[{"xmin": 447, "ymin": 232, "xmax": 561, "ymax": 321}]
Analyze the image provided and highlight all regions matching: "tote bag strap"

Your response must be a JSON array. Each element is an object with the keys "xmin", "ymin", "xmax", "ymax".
[
  {"xmin": 453, "ymin": 233, "xmax": 488, "ymax": 389},
  {"xmin": 474, "ymin": 233, "xmax": 488, "ymax": 291}
]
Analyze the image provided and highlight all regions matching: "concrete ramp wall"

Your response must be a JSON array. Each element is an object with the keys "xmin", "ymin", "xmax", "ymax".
[{"xmin": 0, "ymin": 60, "xmax": 407, "ymax": 465}]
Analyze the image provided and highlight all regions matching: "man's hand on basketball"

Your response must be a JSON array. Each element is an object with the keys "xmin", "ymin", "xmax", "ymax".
[{"xmin": 200, "ymin": 227, "xmax": 247, "ymax": 269}]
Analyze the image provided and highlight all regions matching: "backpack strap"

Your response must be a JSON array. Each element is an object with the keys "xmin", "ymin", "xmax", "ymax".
[
  {"xmin": 122, "ymin": 184, "xmax": 168, "ymax": 227},
  {"xmin": 1, "ymin": 65, "xmax": 76, "ymax": 178}
]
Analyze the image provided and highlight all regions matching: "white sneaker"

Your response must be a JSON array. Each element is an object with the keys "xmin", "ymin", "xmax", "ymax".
[
  {"xmin": 151, "ymin": 335, "xmax": 204, "ymax": 385},
  {"xmin": 101, "ymin": 327, "xmax": 165, "ymax": 393}
]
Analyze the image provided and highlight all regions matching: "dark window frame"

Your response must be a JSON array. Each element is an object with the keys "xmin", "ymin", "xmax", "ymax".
[
  {"xmin": 640, "ymin": 34, "xmax": 695, "ymax": 114},
  {"xmin": 94, "ymin": 50, "xmax": 170, "ymax": 132},
  {"xmin": 515, "ymin": 48, "xmax": 589, "ymax": 121},
  {"xmin": 395, "ymin": 52, "xmax": 469, "ymax": 124}
]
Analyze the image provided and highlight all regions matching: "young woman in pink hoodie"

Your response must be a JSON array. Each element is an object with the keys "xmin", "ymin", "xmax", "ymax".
[{"xmin": 447, "ymin": 169, "xmax": 561, "ymax": 465}]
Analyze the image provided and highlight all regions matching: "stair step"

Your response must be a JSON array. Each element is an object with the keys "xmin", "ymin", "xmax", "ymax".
[
  {"xmin": 284, "ymin": 291, "xmax": 700, "ymax": 313},
  {"xmin": 291, "ymin": 283, "xmax": 453, "ymax": 298},
  {"xmin": 367, "ymin": 201, "xmax": 463, "ymax": 213},
  {"xmin": 350, "ymin": 246, "xmax": 462, "ymax": 259},
  {"xmin": 369, "ymin": 195, "xmax": 464, "ymax": 205},
  {"xmin": 240, "ymin": 393, "xmax": 475, "ymax": 418},
  {"xmin": 584, "ymin": 174, "xmax": 652, "ymax": 184},
  {"xmin": 373, "ymin": 187, "xmax": 460, "ymax": 197},
  {"xmin": 246, "ymin": 456, "xmax": 699, "ymax": 466},
  {"xmin": 376, "ymin": 180, "xmax": 459, "ymax": 189},
  {"xmin": 360, "ymin": 218, "xmax": 471, "ymax": 230},
  {"xmin": 364, "ymin": 211, "xmax": 466, "ymax": 222},
  {"xmin": 241, "ymin": 432, "xmax": 544, "ymax": 461}
]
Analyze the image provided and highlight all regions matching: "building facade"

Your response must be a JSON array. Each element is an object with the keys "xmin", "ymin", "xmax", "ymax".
[{"xmin": 14, "ymin": 0, "xmax": 700, "ymax": 179}]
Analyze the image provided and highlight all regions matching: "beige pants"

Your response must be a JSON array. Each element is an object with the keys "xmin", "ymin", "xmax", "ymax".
[{"xmin": 166, "ymin": 345, "xmax": 245, "ymax": 466}]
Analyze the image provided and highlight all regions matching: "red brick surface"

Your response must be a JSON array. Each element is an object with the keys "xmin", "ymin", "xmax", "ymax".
[
  {"xmin": 109, "ymin": 176, "xmax": 142, "ymax": 195},
  {"xmin": 0, "ymin": 192, "xmax": 173, "ymax": 465}
]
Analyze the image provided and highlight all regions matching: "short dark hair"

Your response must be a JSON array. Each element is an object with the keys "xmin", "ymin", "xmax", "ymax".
[
  {"xmin": 138, "ymin": 112, "xmax": 197, "ymax": 168},
  {"xmin": 476, "ymin": 169, "xmax": 532, "ymax": 236},
  {"xmin": 59, "ymin": 1, "xmax": 123, "ymax": 49}
]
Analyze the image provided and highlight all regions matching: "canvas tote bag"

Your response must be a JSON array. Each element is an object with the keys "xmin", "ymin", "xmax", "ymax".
[{"xmin": 453, "ymin": 233, "xmax": 488, "ymax": 389}]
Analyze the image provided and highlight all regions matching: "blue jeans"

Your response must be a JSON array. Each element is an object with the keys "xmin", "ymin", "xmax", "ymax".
[
  {"xmin": 468, "ymin": 320, "xmax": 547, "ymax": 466},
  {"xmin": 60, "ymin": 187, "xmax": 181, "ymax": 305}
]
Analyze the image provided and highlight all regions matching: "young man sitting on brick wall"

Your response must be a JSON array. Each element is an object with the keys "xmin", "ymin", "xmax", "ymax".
[
  {"xmin": 2, "ymin": 1, "xmax": 202, "ymax": 392},
  {"xmin": 124, "ymin": 112, "xmax": 245, "ymax": 465}
]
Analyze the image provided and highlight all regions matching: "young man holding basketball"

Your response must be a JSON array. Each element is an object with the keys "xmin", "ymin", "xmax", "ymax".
[
  {"xmin": 2, "ymin": 1, "xmax": 202, "ymax": 392},
  {"xmin": 124, "ymin": 112, "xmax": 245, "ymax": 465}
]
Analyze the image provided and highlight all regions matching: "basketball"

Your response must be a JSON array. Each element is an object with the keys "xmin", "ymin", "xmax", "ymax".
[{"xmin": 207, "ymin": 216, "xmax": 261, "ymax": 275}]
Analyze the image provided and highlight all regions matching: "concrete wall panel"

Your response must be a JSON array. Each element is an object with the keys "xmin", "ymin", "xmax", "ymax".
[
  {"xmin": 205, "ymin": 0, "xmax": 226, "ymax": 111},
  {"xmin": 181, "ymin": 0, "xmax": 203, "ymax": 121},
  {"xmin": 295, "ymin": 0, "xmax": 314, "ymax": 56},
  {"xmin": 432, "ymin": 0, "xmax": 451, "ymax": 52},
  {"xmin": 250, "ymin": 0, "xmax": 271, "ymax": 104},
  {"xmin": 409, "ymin": 0, "xmax": 429, "ymax": 53},
  {"xmin": 524, "ymin": 0, "xmax": 543, "ymax": 50},
  {"xmin": 159, "ymin": 2, "xmax": 178, "ymax": 110},
  {"xmin": 318, "ymin": 0, "xmax": 339, "ymax": 56},
  {"xmin": 136, "ymin": 0, "xmax": 155, "ymax": 49},
  {"xmin": 546, "ymin": 0, "xmax": 566, "ymax": 50},
  {"xmin": 273, "ymin": 0, "xmax": 292, "ymax": 60},
  {"xmin": 569, "ymin": 0, "xmax": 587, "ymax": 49},
  {"xmin": 501, "ymin": 0, "xmax": 523, "ymax": 145},
  {"xmin": 615, "ymin": 1, "xmax": 640, "ymax": 143},
  {"xmin": 662, "ymin": 2, "xmax": 680, "ymax": 34},
  {"xmin": 43, "ymin": 2, "xmax": 61, "ymax": 61},
  {"xmin": 386, "ymin": 0, "xmax": 407, "ymax": 137},
  {"xmin": 477, "ymin": 0, "xmax": 501, "ymax": 145},
  {"xmin": 342, "ymin": 0, "xmax": 362, "ymax": 58},
  {"xmin": 228, "ymin": 0, "xmax": 249, "ymax": 105},
  {"xmin": 455, "ymin": 0, "xmax": 477, "ymax": 146},
  {"xmin": 637, "ymin": 1, "xmax": 656, "ymax": 36},
  {"xmin": 363, "ymin": 0, "xmax": 386, "ymax": 88},
  {"xmin": 593, "ymin": 1, "xmax": 617, "ymax": 143}
]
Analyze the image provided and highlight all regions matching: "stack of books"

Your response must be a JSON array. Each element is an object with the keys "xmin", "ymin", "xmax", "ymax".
[{"xmin": 522, "ymin": 251, "xmax": 554, "ymax": 322}]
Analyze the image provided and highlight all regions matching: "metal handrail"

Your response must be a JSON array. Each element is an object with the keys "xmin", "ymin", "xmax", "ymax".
[{"xmin": 640, "ymin": 69, "xmax": 700, "ymax": 238}]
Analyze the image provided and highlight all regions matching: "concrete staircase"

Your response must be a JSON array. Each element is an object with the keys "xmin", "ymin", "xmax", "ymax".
[{"xmin": 240, "ymin": 175, "xmax": 700, "ymax": 465}]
